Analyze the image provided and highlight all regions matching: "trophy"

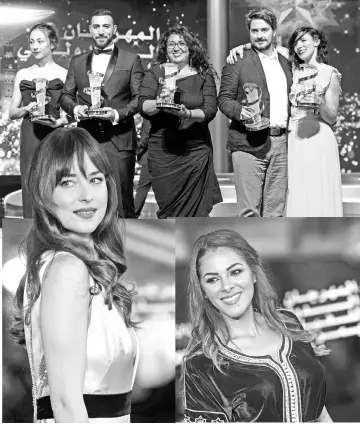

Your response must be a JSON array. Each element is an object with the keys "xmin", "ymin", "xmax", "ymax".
[
  {"xmin": 241, "ymin": 83, "xmax": 269, "ymax": 131},
  {"xmin": 296, "ymin": 65, "xmax": 320, "ymax": 108},
  {"xmin": 83, "ymin": 71, "xmax": 107, "ymax": 116},
  {"xmin": 156, "ymin": 63, "xmax": 182, "ymax": 110},
  {"xmin": 30, "ymin": 78, "xmax": 54, "ymax": 122}
]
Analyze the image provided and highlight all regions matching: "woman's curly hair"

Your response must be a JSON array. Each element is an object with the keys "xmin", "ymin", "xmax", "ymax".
[
  {"xmin": 155, "ymin": 24, "xmax": 217, "ymax": 79},
  {"xmin": 288, "ymin": 26, "xmax": 329, "ymax": 68}
]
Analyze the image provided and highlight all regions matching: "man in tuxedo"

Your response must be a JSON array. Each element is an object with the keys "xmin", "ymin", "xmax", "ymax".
[
  {"xmin": 218, "ymin": 7, "xmax": 292, "ymax": 217},
  {"xmin": 59, "ymin": 9, "xmax": 144, "ymax": 218}
]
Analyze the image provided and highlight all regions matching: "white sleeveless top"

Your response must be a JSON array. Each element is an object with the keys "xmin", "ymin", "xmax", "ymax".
[{"xmin": 24, "ymin": 251, "xmax": 139, "ymax": 423}]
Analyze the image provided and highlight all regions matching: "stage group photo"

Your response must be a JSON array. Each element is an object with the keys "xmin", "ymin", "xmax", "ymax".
[
  {"xmin": 2, "ymin": 1, "xmax": 359, "ymax": 219},
  {"xmin": 1, "ymin": 0, "xmax": 360, "ymax": 423}
]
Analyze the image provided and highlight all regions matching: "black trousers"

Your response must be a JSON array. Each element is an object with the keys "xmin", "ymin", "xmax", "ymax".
[{"xmin": 101, "ymin": 141, "xmax": 136, "ymax": 218}]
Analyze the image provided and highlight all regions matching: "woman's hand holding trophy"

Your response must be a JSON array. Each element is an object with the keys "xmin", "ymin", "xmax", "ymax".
[
  {"xmin": 155, "ymin": 63, "xmax": 193, "ymax": 128},
  {"xmin": 28, "ymin": 78, "xmax": 63, "ymax": 128},
  {"xmin": 296, "ymin": 65, "xmax": 323, "ymax": 109}
]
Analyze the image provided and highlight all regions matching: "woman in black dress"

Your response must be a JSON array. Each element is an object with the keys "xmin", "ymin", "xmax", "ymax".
[
  {"xmin": 182, "ymin": 229, "xmax": 333, "ymax": 422},
  {"xmin": 138, "ymin": 25, "xmax": 222, "ymax": 218},
  {"xmin": 9, "ymin": 23, "xmax": 68, "ymax": 218}
]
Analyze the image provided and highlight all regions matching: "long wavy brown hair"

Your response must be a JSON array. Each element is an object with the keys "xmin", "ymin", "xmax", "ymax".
[
  {"xmin": 155, "ymin": 24, "xmax": 217, "ymax": 79},
  {"xmin": 183, "ymin": 229, "xmax": 328, "ymax": 373},
  {"xmin": 9, "ymin": 127, "xmax": 136, "ymax": 346}
]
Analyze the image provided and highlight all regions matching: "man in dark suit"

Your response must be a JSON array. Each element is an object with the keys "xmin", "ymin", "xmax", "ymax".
[
  {"xmin": 59, "ymin": 9, "xmax": 144, "ymax": 218},
  {"xmin": 218, "ymin": 7, "xmax": 292, "ymax": 217}
]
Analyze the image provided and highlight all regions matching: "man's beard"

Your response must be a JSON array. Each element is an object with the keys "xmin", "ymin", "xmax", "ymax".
[
  {"xmin": 93, "ymin": 36, "xmax": 113, "ymax": 49},
  {"xmin": 251, "ymin": 39, "xmax": 272, "ymax": 52}
]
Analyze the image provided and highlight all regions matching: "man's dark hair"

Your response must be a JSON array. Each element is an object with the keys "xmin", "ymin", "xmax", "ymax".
[
  {"xmin": 245, "ymin": 7, "xmax": 277, "ymax": 31},
  {"xmin": 91, "ymin": 9, "xmax": 115, "ymax": 25}
]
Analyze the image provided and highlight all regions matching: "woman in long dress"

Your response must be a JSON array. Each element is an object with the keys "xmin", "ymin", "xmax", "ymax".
[
  {"xmin": 9, "ymin": 127, "xmax": 138, "ymax": 423},
  {"xmin": 9, "ymin": 23, "xmax": 68, "ymax": 218},
  {"xmin": 285, "ymin": 27, "xmax": 343, "ymax": 217},
  {"xmin": 139, "ymin": 25, "xmax": 222, "ymax": 218},
  {"xmin": 227, "ymin": 26, "xmax": 343, "ymax": 217},
  {"xmin": 182, "ymin": 229, "xmax": 333, "ymax": 422}
]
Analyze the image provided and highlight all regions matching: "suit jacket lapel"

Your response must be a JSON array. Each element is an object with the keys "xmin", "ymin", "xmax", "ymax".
[
  {"xmin": 250, "ymin": 49, "xmax": 269, "ymax": 92},
  {"xmin": 85, "ymin": 51, "xmax": 93, "ymax": 83},
  {"xmin": 102, "ymin": 45, "xmax": 118, "ymax": 89}
]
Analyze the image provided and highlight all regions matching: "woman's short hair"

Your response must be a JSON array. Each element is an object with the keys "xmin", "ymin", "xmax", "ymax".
[
  {"xmin": 29, "ymin": 22, "xmax": 59, "ymax": 51},
  {"xmin": 245, "ymin": 7, "xmax": 277, "ymax": 32},
  {"xmin": 288, "ymin": 26, "xmax": 329, "ymax": 68}
]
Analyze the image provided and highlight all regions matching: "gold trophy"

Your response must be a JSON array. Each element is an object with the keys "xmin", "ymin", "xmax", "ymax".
[
  {"xmin": 242, "ymin": 83, "xmax": 269, "ymax": 131},
  {"xmin": 156, "ymin": 63, "xmax": 182, "ymax": 110},
  {"xmin": 83, "ymin": 71, "xmax": 107, "ymax": 116},
  {"xmin": 296, "ymin": 65, "xmax": 320, "ymax": 108},
  {"xmin": 30, "ymin": 78, "xmax": 54, "ymax": 122}
]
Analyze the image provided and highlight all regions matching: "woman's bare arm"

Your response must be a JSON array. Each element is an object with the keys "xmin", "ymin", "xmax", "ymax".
[
  {"xmin": 40, "ymin": 253, "xmax": 90, "ymax": 423},
  {"xmin": 9, "ymin": 69, "xmax": 36, "ymax": 120}
]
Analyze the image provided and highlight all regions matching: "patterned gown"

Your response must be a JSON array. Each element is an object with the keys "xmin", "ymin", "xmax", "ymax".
[
  {"xmin": 24, "ymin": 251, "xmax": 139, "ymax": 423},
  {"xmin": 183, "ymin": 311, "xmax": 326, "ymax": 422}
]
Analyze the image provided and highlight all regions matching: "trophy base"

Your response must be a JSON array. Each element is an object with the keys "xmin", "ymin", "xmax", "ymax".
[
  {"xmin": 297, "ymin": 102, "xmax": 319, "ymax": 108},
  {"xmin": 31, "ymin": 114, "xmax": 55, "ymax": 122},
  {"xmin": 156, "ymin": 102, "xmax": 182, "ymax": 110},
  {"xmin": 86, "ymin": 108, "xmax": 108, "ymax": 117},
  {"xmin": 245, "ymin": 117, "xmax": 270, "ymax": 132}
]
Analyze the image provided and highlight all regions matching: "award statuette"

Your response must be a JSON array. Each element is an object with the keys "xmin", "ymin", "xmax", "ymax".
[
  {"xmin": 30, "ymin": 78, "xmax": 54, "ymax": 122},
  {"xmin": 83, "ymin": 71, "xmax": 107, "ymax": 116},
  {"xmin": 241, "ymin": 83, "xmax": 269, "ymax": 131},
  {"xmin": 156, "ymin": 63, "xmax": 182, "ymax": 110},
  {"xmin": 296, "ymin": 64, "xmax": 319, "ymax": 108}
]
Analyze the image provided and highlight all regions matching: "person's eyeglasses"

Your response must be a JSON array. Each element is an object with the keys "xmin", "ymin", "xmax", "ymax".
[{"xmin": 167, "ymin": 41, "xmax": 187, "ymax": 51}]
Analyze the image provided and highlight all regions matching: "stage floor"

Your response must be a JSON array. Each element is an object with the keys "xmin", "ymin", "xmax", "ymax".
[{"xmin": 4, "ymin": 173, "xmax": 360, "ymax": 218}]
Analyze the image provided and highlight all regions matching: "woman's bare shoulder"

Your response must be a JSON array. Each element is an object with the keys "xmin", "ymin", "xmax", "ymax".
[{"xmin": 42, "ymin": 252, "xmax": 90, "ymax": 296}]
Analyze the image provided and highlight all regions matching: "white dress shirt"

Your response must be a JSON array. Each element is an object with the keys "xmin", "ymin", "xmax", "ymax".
[
  {"xmin": 257, "ymin": 47, "xmax": 288, "ymax": 128},
  {"xmin": 91, "ymin": 42, "xmax": 114, "ymax": 75},
  {"xmin": 74, "ymin": 42, "xmax": 119, "ymax": 124}
]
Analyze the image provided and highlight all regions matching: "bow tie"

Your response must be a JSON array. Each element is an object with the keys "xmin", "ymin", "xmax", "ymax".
[{"xmin": 93, "ymin": 48, "xmax": 112, "ymax": 55}]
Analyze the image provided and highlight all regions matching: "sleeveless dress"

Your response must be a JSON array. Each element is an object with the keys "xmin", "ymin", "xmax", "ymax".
[
  {"xmin": 285, "ymin": 64, "xmax": 343, "ymax": 217},
  {"xmin": 23, "ymin": 251, "xmax": 139, "ymax": 423},
  {"xmin": 183, "ymin": 310, "xmax": 326, "ymax": 422},
  {"xmin": 19, "ymin": 79, "xmax": 64, "ymax": 218}
]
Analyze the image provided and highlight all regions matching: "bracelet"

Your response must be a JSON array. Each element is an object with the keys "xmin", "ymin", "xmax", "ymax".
[{"xmin": 185, "ymin": 109, "xmax": 192, "ymax": 120}]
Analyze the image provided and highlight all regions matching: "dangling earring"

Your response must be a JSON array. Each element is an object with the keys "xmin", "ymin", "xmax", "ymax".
[{"xmin": 254, "ymin": 277, "xmax": 257, "ymax": 284}]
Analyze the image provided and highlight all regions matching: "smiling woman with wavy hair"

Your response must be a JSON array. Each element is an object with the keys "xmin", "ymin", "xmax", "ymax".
[
  {"xmin": 155, "ymin": 25, "xmax": 217, "ymax": 78},
  {"xmin": 9, "ymin": 127, "xmax": 139, "ymax": 423},
  {"xmin": 181, "ymin": 229, "xmax": 332, "ymax": 423}
]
